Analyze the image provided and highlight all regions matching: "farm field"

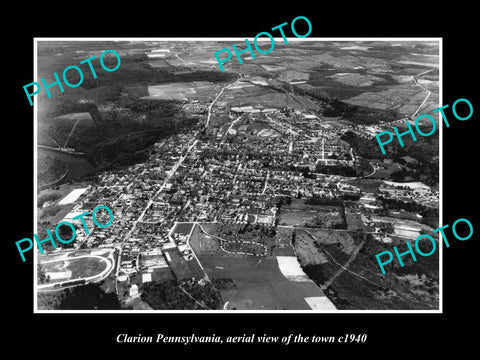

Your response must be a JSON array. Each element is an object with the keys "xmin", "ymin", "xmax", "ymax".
[
  {"xmin": 141, "ymin": 82, "xmax": 217, "ymax": 101},
  {"xmin": 197, "ymin": 255, "xmax": 329, "ymax": 310},
  {"xmin": 190, "ymin": 224, "xmax": 334, "ymax": 310}
]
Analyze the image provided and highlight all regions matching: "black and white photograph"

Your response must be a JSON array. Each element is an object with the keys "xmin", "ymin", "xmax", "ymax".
[{"xmin": 33, "ymin": 38, "xmax": 441, "ymax": 312}]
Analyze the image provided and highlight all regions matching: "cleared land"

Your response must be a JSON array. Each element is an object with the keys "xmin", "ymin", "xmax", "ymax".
[
  {"xmin": 194, "ymin": 255, "xmax": 326, "ymax": 310},
  {"xmin": 58, "ymin": 188, "xmax": 89, "ymax": 205},
  {"xmin": 172, "ymin": 222, "xmax": 194, "ymax": 234},
  {"xmin": 189, "ymin": 224, "xmax": 333, "ymax": 310}
]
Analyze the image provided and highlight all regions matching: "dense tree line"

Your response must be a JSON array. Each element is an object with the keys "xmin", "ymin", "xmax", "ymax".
[
  {"xmin": 37, "ymin": 264, "xmax": 50, "ymax": 284},
  {"xmin": 341, "ymin": 131, "xmax": 439, "ymax": 186},
  {"xmin": 315, "ymin": 164, "xmax": 357, "ymax": 177},
  {"xmin": 58, "ymin": 283, "xmax": 121, "ymax": 310},
  {"xmin": 141, "ymin": 280, "xmax": 222, "ymax": 310},
  {"xmin": 379, "ymin": 196, "xmax": 438, "ymax": 228},
  {"xmin": 38, "ymin": 156, "xmax": 67, "ymax": 187},
  {"xmin": 38, "ymin": 283, "xmax": 121, "ymax": 310},
  {"xmin": 80, "ymin": 63, "xmax": 235, "ymax": 89},
  {"xmin": 341, "ymin": 131, "xmax": 384, "ymax": 159},
  {"xmin": 304, "ymin": 197, "xmax": 343, "ymax": 206}
]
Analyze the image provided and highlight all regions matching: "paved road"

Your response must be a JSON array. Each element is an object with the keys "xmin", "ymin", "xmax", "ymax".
[
  {"xmin": 411, "ymin": 75, "xmax": 432, "ymax": 118},
  {"xmin": 116, "ymin": 72, "xmax": 245, "ymax": 278},
  {"xmin": 377, "ymin": 71, "xmax": 435, "ymax": 127},
  {"xmin": 205, "ymin": 73, "xmax": 243, "ymax": 128},
  {"xmin": 115, "ymin": 139, "xmax": 198, "ymax": 277}
]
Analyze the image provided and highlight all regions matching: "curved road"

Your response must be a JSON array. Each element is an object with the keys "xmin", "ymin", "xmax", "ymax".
[
  {"xmin": 378, "ymin": 70, "xmax": 435, "ymax": 127},
  {"xmin": 38, "ymin": 254, "xmax": 115, "ymax": 291}
]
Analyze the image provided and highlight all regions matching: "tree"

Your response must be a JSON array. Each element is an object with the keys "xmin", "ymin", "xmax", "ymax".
[
  {"xmin": 38, "ymin": 264, "xmax": 48, "ymax": 284},
  {"xmin": 59, "ymin": 283, "xmax": 121, "ymax": 310},
  {"xmin": 56, "ymin": 224, "xmax": 76, "ymax": 249}
]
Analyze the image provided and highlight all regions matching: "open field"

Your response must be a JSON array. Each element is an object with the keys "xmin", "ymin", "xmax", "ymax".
[
  {"xmin": 189, "ymin": 224, "xmax": 335, "ymax": 309},
  {"xmin": 277, "ymin": 70, "xmax": 310, "ymax": 83},
  {"xmin": 294, "ymin": 231, "xmax": 329, "ymax": 265},
  {"xmin": 141, "ymin": 83, "xmax": 196, "ymax": 101},
  {"xmin": 277, "ymin": 209, "xmax": 316, "ymax": 226},
  {"xmin": 39, "ymin": 253, "xmax": 113, "ymax": 287},
  {"xmin": 278, "ymin": 208, "xmax": 344, "ymax": 228},
  {"xmin": 345, "ymin": 213, "xmax": 366, "ymax": 231},
  {"xmin": 68, "ymin": 257, "xmax": 108, "ymax": 278},
  {"xmin": 344, "ymin": 86, "xmax": 430, "ymax": 113},
  {"xmin": 196, "ymin": 255, "xmax": 330, "ymax": 310},
  {"xmin": 272, "ymin": 227, "xmax": 296, "ymax": 257},
  {"xmin": 278, "ymin": 199, "xmax": 346, "ymax": 228},
  {"xmin": 225, "ymin": 87, "xmax": 319, "ymax": 111},
  {"xmin": 58, "ymin": 188, "xmax": 89, "ymax": 205},
  {"xmin": 347, "ymin": 179, "xmax": 383, "ymax": 194},
  {"xmin": 189, "ymin": 227, "xmax": 221, "ymax": 255},
  {"xmin": 327, "ymin": 72, "xmax": 386, "ymax": 87},
  {"xmin": 296, "ymin": 228, "xmax": 361, "ymax": 256},
  {"xmin": 172, "ymin": 222, "xmax": 194, "ymax": 234},
  {"xmin": 163, "ymin": 247, "xmax": 204, "ymax": 281}
]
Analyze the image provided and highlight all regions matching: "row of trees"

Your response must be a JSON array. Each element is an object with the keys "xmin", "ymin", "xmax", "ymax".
[
  {"xmin": 378, "ymin": 196, "xmax": 439, "ymax": 228},
  {"xmin": 37, "ymin": 283, "xmax": 121, "ymax": 310}
]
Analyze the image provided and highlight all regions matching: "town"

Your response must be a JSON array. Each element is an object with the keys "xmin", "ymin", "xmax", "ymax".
[{"xmin": 35, "ymin": 39, "xmax": 440, "ymax": 311}]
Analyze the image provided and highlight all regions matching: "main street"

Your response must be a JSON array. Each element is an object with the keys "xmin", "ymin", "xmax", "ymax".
[{"xmin": 115, "ymin": 73, "xmax": 242, "ymax": 277}]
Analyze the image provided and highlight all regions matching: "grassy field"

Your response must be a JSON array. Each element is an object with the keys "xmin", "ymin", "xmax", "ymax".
[
  {"xmin": 163, "ymin": 248, "xmax": 204, "ymax": 281},
  {"xmin": 69, "ymin": 257, "xmax": 108, "ymax": 278},
  {"xmin": 278, "ymin": 199, "xmax": 345, "ymax": 227},
  {"xmin": 172, "ymin": 222, "xmax": 194, "ymax": 234},
  {"xmin": 297, "ymin": 228, "xmax": 361, "ymax": 256},
  {"xmin": 189, "ymin": 226, "xmax": 221, "ymax": 256},
  {"xmin": 345, "ymin": 213, "xmax": 366, "ymax": 231},
  {"xmin": 277, "ymin": 209, "xmax": 316, "ymax": 226},
  {"xmin": 196, "ymin": 255, "xmax": 322, "ymax": 310},
  {"xmin": 294, "ymin": 231, "xmax": 329, "ymax": 265},
  {"xmin": 189, "ymin": 224, "xmax": 330, "ymax": 310},
  {"xmin": 42, "ymin": 256, "xmax": 108, "ymax": 283}
]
